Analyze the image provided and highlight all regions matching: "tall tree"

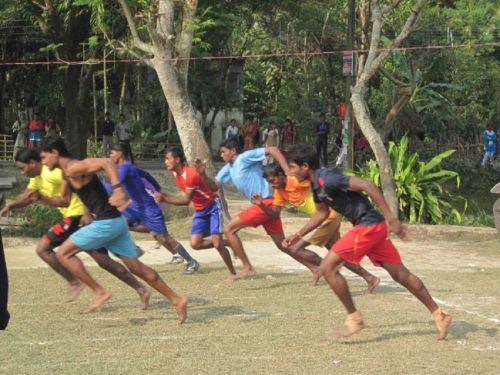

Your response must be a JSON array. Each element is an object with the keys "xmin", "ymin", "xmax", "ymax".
[
  {"xmin": 116, "ymin": 0, "xmax": 212, "ymax": 167},
  {"xmin": 352, "ymin": 0, "xmax": 427, "ymax": 215},
  {"xmin": 27, "ymin": 0, "xmax": 97, "ymax": 158}
]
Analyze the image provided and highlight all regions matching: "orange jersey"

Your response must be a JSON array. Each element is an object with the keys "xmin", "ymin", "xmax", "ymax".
[{"xmin": 273, "ymin": 176, "xmax": 337, "ymax": 219}]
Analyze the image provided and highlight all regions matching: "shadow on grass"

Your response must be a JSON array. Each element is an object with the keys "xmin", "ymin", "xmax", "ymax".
[{"xmin": 451, "ymin": 320, "xmax": 498, "ymax": 339}]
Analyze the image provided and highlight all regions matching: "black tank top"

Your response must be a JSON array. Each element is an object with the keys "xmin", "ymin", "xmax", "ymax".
[{"xmin": 74, "ymin": 175, "xmax": 121, "ymax": 220}]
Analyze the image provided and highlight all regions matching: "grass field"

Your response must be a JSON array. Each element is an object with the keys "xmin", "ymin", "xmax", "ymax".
[{"xmin": 1, "ymin": 232, "xmax": 499, "ymax": 375}]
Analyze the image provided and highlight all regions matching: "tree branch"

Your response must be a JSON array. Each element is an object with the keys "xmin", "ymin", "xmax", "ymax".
[
  {"xmin": 116, "ymin": 0, "xmax": 154, "ymax": 54},
  {"xmin": 382, "ymin": 0, "xmax": 404, "ymax": 15}
]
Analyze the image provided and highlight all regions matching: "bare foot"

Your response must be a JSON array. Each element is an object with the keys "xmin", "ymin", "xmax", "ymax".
[
  {"xmin": 174, "ymin": 295, "xmax": 188, "ymax": 324},
  {"xmin": 138, "ymin": 287, "xmax": 152, "ymax": 310},
  {"xmin": 229, "ymin": 268, "xmax": 256, "ymax": 281},
  {"xmin": 224, "ymin": 274, "xmax": 238, "ymax": 282},
  {"xmin": 311, "ymin": 269, "xmax": 322, "ymax": 287},
  {"xmin": 432, "ymin": 308, "xmax": 452, "ymax": 341},
  {"xmin": 366, "ymin": 276, "xmax": 380, "ymax": 294},
  {"xmin": 65, "ymin": 282, "xmax": 85, "ymax": 303},
  {"xmin": 83, "ymin": 290, "xmax": 112, "ymax": 313},
  {"xmin": 334, "ymin": 311, "xmax": 365, "ymax": 338}
]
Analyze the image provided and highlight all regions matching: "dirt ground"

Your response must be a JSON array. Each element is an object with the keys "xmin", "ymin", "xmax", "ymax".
[{"xmin": 4, "ymin": 214, "xmax": 499, "ymax": 274}]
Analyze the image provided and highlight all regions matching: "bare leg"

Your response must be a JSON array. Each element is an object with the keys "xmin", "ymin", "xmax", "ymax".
[
  {"xmin": 120, "ymin": 257, "xmax": 188, "ymax": 323},
  {"xmin": 57, "ymin": 239, "xmax": 111, "ymax": 313},
  {"xmin": 320, "ymin": 250, "xmax": 364, "ymax": 337},
  {"xmin": 381, "ymin": 261, "xmax": 452, "ymax": 340},
  {"xmin": 190, "ymin": 234, "xmax": 236, "ymax": 277},
  {"xmin": 35, "ymin": 240, "xmax": 84, "ymax": 302},
  {"xmin": 224, "ymin": 217, "xmax": 255, "ymax": 278},
  {"xmin": 88, "ymin": 250, "xmax": 151, "ymax": 310},
  {"xmin": 343, "ymin": 262, "xmax": 380, "ymax": 294},
  {"xmin": 288, "ymin": 238, "xmax": 324, "ymax": 286}
]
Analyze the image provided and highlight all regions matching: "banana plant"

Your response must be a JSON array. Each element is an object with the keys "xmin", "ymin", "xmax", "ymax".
[{"xmin": 355, "ymin": 135, "xmax": 467, "ymax": 224}]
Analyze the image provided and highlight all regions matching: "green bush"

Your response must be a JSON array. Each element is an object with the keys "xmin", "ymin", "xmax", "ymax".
[
  {"xmin": 15, "ymin": 204, "xmax": 63, "ymax": 238},
  {"xmin": 354, "ymin": 135, "xmax": 467, "ymax": 224}
]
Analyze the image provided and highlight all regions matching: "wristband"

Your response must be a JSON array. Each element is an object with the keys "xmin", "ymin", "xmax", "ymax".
[{"xmin": 112, "ymin": 183, "xmax": 122, "ymax": 190}]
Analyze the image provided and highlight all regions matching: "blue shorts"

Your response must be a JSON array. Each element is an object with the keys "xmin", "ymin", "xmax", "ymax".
[
  {"xmin": 191, "ymin": 198, "xmax": 223, "ymax": 236},
  {"xmin": 70, "ymin": 216, "xmax": 138, "ymax": 258},
  {"xmin": 123, "ymin": 204, "xmax": 167, "ymax": 235},
  {"xmin": 29, "ymin": 130, "xmax": 42, "ymax": 141}
]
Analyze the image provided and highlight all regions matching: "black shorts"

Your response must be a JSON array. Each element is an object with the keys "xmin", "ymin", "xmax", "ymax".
[{"xmin": 42, "ymin": 216, "xmax": 82, "ymax": 247}]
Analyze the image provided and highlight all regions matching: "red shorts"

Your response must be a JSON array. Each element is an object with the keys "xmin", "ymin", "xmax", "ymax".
[
  {"xmin": 331, "ymin": 221, "xmax": 401, "ymax": 266},
  {"xmin": 238, "ymin": 198, "xmax": 283, "ymax": 235}
]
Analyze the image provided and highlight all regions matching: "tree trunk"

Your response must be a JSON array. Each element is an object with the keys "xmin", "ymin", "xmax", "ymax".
[
  {"xmin": 351, "ymin": 87, "xmax": 398, "ymax": 215},
  {"xmin": 153, "ymin": 60, "xmax": 214, "ymax": 174},
  {"xmin": 62, "ymin": 65, "xmax": 93, "ymax": 158}
]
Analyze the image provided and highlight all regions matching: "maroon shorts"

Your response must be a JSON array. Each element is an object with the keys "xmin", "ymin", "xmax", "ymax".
[
  {"xmin": 331, "ymin": 221, "xmax": 401, "ymax": 266},
  {"xmin": 238, "ymin": 198, "xmax": 283, "ymax": 235}
]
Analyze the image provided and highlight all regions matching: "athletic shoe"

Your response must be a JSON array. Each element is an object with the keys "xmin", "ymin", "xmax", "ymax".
[
  {"xmin": 168, "ymin": 255, "xmax": 184, "ymax": 264},
  {"xmin": 182, "ymin": 259, "xmax": 200, "ymax": 275}
]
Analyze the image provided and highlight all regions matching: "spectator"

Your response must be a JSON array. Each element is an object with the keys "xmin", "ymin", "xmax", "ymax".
[
  {"xmin": 481, "ymin": 124, "xmax": 497, "ymax": 166},
  {"xmin": 242, "ymin": 118, "xmax": 258, "ymax": 150},
  {"xmin": 45, "ymin": 116, "xmax": 61, "ymax": 137},
  {"xmin": 316, "ymin": 112, "xmax": 330, "ymax": 166},
  {"xmin": 102, "ymin": 112, "xmax": 115, "ymax": 156},
  {"xmin": 28, "ymin": 112, "xmax": 45, "ymax": 148},
  {"xmin": 11, "ymin": 116, "xmax": 20, "ymax": 142},
  {"xmin": 116, "ymin": 113, "xmax": 134, "ymax": 164},
  {"xmin": 263, "ymin": 121, "xmax": 280, "ymax": 165},
  {"xmin": 281, "ymin": 118, "xmax": 297, "ymax": 152},
  {"xmin": 225, "ymin": 119, "xmax": 240, "ymax": 140},
  {"xmin": 13, "ymin": 119, "xmax": 28, "ymax": 160}
]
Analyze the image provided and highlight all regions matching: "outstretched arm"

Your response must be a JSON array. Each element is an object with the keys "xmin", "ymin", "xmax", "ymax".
[
  {"xmin": 193, "ymin": 159, "xmax": 222, "ymax": 192},
  {"xmin": 283, "ymin": 202, "xmax": 329, "ymax": 247},
  {"xmin": 65, "ymin": 158, "xmax": 125, "ymax": 206},
  {"xmin": 348, "ymin": 176, "xmax": 408, "ymax": 240},
  {"xmin": 38, "ymin": 178, "xmax": 71, "ymax": 208},
  {"xmin": 0, "ymin": 188, "xmax": 39, "ymax": 216},
  {"xmin": 250, "ymin": 193, "xmax": 282, "ymax": 219},
  {"xmin": 265, "ymin": 146, "xmax": 290, "ymax": 175},
  {"xmin": 156, "ymin": 189, "xmax": 194, "ymax": 206}
]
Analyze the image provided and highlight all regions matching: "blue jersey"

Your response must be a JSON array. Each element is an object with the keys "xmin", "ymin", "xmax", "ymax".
[
  {"xmin": 483, "ymin": 130, "xmax": 497, "ymax": 152},
  {"xmin": 215, "ymin": 148, "xmax": 270, "ymax": 201},
  {"xmin": 118, "ymin": 162, "xmax": 161, "ymax": 208}
]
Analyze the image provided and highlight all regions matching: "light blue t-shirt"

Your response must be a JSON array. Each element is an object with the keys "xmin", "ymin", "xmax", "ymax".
[{"xmin": 215, "ymin": 148, "xmax": 270, "ymax": 201}]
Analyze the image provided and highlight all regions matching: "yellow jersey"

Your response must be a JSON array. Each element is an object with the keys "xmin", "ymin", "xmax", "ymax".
[{"xmin": 27, "ymin": 166, "xmax": 85, "ymax": 218}]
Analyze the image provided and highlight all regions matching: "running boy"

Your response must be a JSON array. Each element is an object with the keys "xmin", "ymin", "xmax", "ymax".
[
  {"xmin": 156, "ymin": 146, "xmax": 237, "ymax": 279},
  {"xmin": 284, "ymin": 143, "xmax": 451, "ymax": 340}
]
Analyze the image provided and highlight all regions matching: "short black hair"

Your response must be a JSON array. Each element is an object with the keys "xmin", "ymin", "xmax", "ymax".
[
  {"xmin": 262, "ymin": 163, "xmax": 285, "ymax": 178},
  {"xmin": 15, "ymin": 148, "xmax": 40, "ymax": 163},
  {"xmin": 110, "ymin": 143, "xmax": 129, "ymax": 160},
  {"xmin": 105, "ymin": 111, "xmax": 111, "ymax": 116},
  {"xmin": 220, "ymin": 138, "xmax": 241, "ymax": 153},
  {"xmin": 166, "ymin": 146, "xmax": 185, "ymax": 164},
  {"xmin": 40, "ymin": 136, "xmax": 71, "ymax": 157},
  {"xmin": 287, "ymin": 143, "xmax": 319, "ymax": 170}
]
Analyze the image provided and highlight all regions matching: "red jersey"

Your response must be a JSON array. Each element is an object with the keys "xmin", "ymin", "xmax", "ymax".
[{"xmin": 173, "ymin": 165, "xmax": 217, "ymax": 210}]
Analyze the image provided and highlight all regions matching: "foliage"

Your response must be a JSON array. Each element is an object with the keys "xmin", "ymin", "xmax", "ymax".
[
  {"xmin": 354, "ymin": 136, "xmax": 466, "ymax": 224},
  {"xmin": 7, "ymin": 204, "xmax": 63, "ymax": 238}
]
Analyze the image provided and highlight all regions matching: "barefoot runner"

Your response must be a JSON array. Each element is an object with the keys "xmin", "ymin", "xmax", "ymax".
[
  {"xmin": 196, "ymin": 138, "xmax": 321, "ymax": 280},
  {"xmin": 39, "ymin": 136, "xmax": 187, "ymax": 320},
  {"xmin": 156, "ymin": 146, "xmax": 237, "ymax": 279},
  {"xmin": 2, "ymin": 148, "xmax": 151, "ymax": 307},
  {"xmin": 261, "ymin": 163, "xmax": 380, "ymax": 290},
  {"xmin": 283, "ymin": 143, "xmax": 452, "ymax": 340},
  {"xmin": 109, "ymin": 144, "xmax": 199, "ymax": 275}
]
